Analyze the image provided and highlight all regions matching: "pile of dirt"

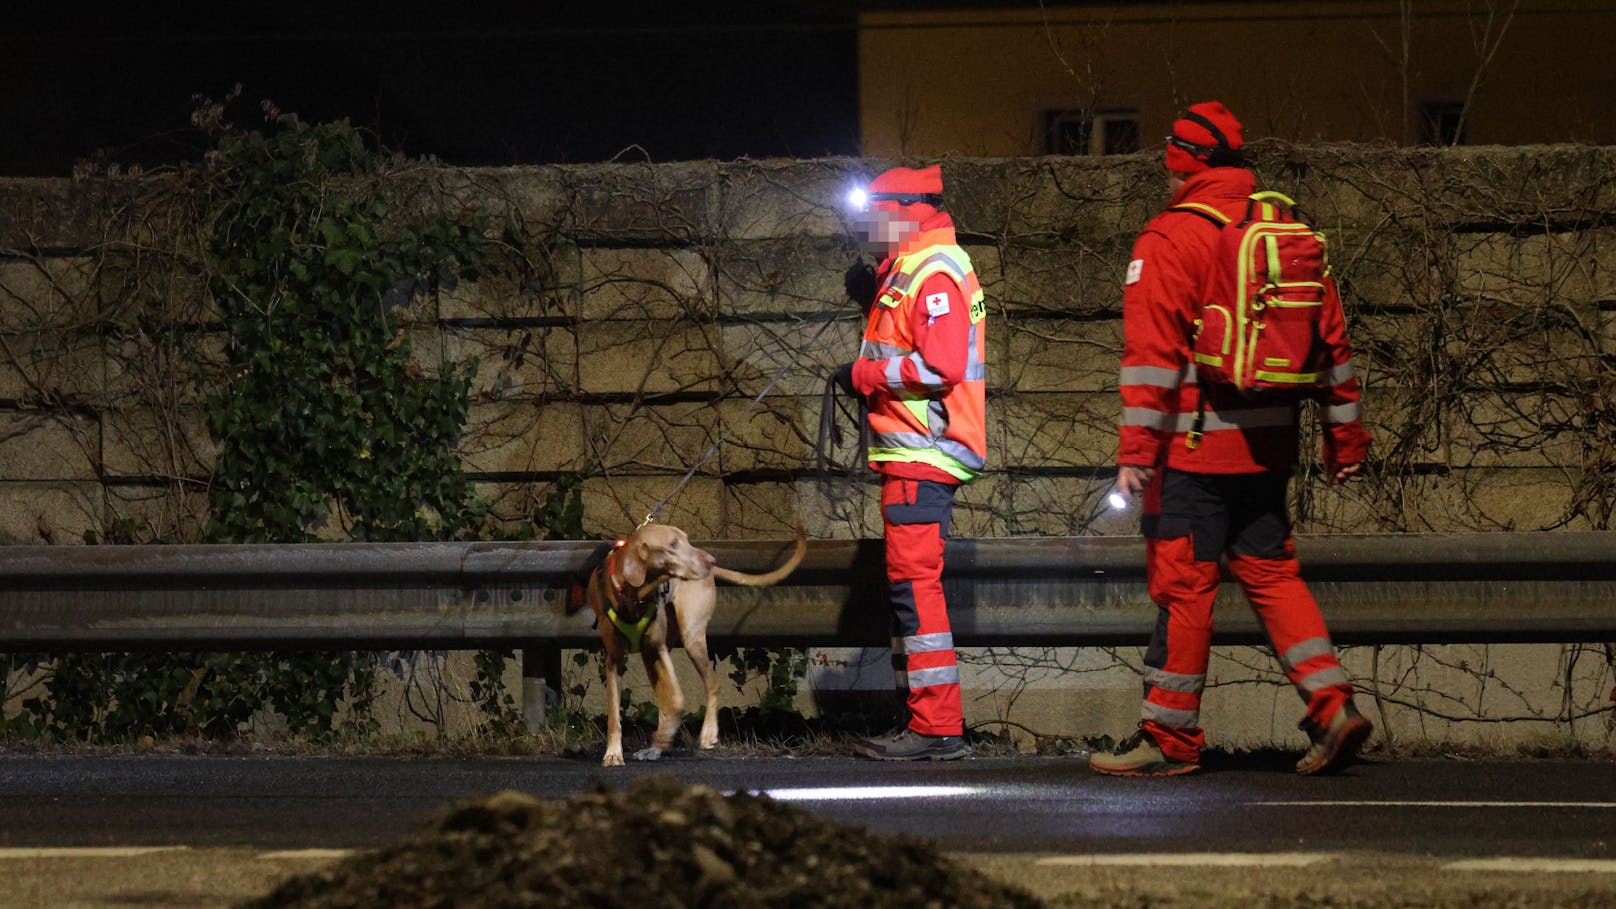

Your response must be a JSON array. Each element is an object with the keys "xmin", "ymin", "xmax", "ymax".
[{"xmin": 241, "ymin": 776, "xmax": 1043, "ymax": 909}]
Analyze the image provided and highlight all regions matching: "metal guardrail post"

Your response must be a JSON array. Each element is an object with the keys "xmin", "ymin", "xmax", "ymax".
[{"xmin": 521, "ymin": 646, "xmax": 563, "ymax": 733}]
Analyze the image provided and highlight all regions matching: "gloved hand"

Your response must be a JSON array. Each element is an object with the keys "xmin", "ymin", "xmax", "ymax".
[
  {"xmin": 844, "ymin": 260, "xmax": 878, "ymax": 309},
  {"xmin": 832, "ymin": 362, "xmax": 857, "ymax": 397}
]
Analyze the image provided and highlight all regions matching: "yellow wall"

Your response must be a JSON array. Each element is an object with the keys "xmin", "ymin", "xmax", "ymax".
[{"xmin": 858, "ymin": 1, "xmax": 1616, "ymax": 157}]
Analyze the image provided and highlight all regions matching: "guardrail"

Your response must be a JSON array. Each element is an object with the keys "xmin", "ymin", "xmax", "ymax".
[{"xmin": 4, "ymin": 533, "xmax": 1614, "ymax": 651}]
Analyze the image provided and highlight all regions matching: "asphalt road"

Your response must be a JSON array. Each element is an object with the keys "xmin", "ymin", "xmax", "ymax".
[{"xmin": 2, "ymin": 753, "xmax": 1613, "ymax": 858}]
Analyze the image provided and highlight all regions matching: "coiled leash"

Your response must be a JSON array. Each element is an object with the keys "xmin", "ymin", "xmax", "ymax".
[{"xmin": 816, "ymin": 370, "xmax": 869, "ymax": 485}]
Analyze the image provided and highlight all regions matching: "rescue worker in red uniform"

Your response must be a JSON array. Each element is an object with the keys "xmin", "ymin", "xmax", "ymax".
[
  {"xmin": 1091, "ymin": 102, "xmax": 1375, "ymax": 777},
  {"xmin": 834, "ymin": 164, "xmax": 986, "ymax": 761}
]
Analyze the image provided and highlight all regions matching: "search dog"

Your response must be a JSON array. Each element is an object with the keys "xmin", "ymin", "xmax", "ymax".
[{"xmin": 569, "ymin": 521, "xmax": 806, "ymax": 766}]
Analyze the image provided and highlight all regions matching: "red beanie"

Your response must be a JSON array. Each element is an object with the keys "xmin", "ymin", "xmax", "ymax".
[
  {"xmin": 1166, "ymin": 101, "xmax": 1244, "ymax": 174},
  {"xmin": 868, "ymin": 164, "xmax": 944, "ymax": 200}
]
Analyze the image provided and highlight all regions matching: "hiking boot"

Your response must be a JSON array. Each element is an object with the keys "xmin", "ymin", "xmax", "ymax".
[
  {"xmin": 1296, "ymin": 702, "xmax": 1373, "ymax": 775},
  {"xmin": 1089, "ymin": 728, "xmax": 1199, "ymax": 777},
  {"xmin": 854, "ymin": 727, "xmax": 969, "ymax": 761}
]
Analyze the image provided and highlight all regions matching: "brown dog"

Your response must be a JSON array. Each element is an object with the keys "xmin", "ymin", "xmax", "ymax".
[{"xmin": 569, "ymin": 522, "xmax": 806, "ymax": 767}]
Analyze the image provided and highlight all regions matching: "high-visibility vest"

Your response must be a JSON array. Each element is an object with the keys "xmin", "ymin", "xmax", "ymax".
[{"xmin": 859, "ymin": 231, "xmax": 988, "ymax": 482}]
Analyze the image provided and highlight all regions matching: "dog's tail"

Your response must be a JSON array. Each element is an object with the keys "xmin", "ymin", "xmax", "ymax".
[{"xmin": 710, "ymin": 522, "xmax": 807, "ymax": 587}]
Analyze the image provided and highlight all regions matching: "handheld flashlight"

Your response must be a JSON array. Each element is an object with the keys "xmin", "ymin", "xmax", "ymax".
[{"xmin": 1107, "ymin": 491, "xmax": 1128, "ymax": 510}]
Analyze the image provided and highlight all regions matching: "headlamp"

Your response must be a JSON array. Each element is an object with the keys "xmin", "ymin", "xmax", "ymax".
[{"xmin": 846, "ymin": 186, "xmax": 944, "ymax": 211}]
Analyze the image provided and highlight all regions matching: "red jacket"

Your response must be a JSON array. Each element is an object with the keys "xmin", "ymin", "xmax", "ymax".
[
  {"xmin": 851, "ymin": 211, "xmax": 981, "ymax": 485},
  {"xmin": 1119, "ymin": 168, "xmax": 1371, "ymax": 474}
]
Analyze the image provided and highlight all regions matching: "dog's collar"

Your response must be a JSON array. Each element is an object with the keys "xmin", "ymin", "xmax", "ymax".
[{"xmin": 606, "ymin": 548, "xmax": 625, "ymax": 595}]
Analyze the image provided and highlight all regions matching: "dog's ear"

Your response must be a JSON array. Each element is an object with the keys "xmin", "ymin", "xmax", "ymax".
[{"xmin": 619, "ymin": 541, "xmax": 647, "ymax": 587}]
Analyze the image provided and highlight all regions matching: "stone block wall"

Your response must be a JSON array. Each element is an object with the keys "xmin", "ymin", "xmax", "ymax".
[
  {"xmin": 3, "ymin": 145, "xmax": 1614, "ymax": 750},
  {"xmin": 5, "ymin": 146, "xmax": 1613, "ymax": 544}
]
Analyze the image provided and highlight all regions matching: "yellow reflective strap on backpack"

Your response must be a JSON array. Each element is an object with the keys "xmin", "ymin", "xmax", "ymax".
[{"xmin": 1249, "ymin": 191, "xmax": 1297, "ymax": 208}]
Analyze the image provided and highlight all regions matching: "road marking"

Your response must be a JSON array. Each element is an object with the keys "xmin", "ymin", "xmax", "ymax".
[
  {"xmin": 1038, "ymin": 853, "xmax": 1334, "ymax": 868},
  {"xmin": 1254, "ymin": 801, "xmax": 1616, "ymax": 809},
  {"xmin": 742, "ymin": 785, "xmax": 975, "ymax": 801},
  {"xmin": 0, "ymin": 847, "xmax": 188, "ymax": 859},
  {"xmin": 259, "ymin": 849, "xmax": 355, "ymax": 860},
  {"xmin": 1446, "ymin": 858, "xmax": 1616, "ymax": 874}
]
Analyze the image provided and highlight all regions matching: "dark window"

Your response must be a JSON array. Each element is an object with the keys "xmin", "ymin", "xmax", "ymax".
[
  {"xmin": 1101, "ymin": 115, "xmax": 1141, "ymax": 155},
  {"xmin": 1043, "ymin": 109, "xmax": 1140, "ymax": 156},
  {"xmin": 1421, "ymin": 102, "xmax": 1469, "ymax": 146},
  {"xmin": 1045, "ymin": 110, "xmax": 1093, "ymax": 155}
]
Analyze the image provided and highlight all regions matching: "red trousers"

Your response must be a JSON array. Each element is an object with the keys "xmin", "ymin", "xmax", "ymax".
[
  {"xmin": 882, "ymin": 476, "xmax": 963, "ymax": 736},
  {"xmin": 1141, "ymin": 469, "xmax": 1355, "ymax": 762}
]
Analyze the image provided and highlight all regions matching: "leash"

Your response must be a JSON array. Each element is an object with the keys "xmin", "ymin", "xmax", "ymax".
[{"xmin": 639, "ymin": 313, "xmax": 844, "ymax": 528}]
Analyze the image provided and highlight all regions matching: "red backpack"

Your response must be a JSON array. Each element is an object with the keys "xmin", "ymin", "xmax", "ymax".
[{"xmin": 1172, "ymin": 191, "xmax": 1332, "ymax": 399}]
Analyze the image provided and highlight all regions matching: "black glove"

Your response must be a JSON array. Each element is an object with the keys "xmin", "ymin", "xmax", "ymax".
[
  {"xmin": 844, "ymin": 260, "xmax": 878, "ymax": 310},
  {"xmin": 832, "ymin": 362, "xmax": 857, "ymax": 397}
]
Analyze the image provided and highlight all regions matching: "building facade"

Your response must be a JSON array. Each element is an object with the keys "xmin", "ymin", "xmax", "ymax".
[{"xmin": 858, "ymin": 1, "xmax": 1616, "ymax": 157}]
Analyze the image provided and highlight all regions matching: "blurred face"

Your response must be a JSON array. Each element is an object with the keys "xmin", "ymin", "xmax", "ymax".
[
  {"xmin": 851, "ymin": 203, "xmax": 921, "ymax": 250},
  {"xmin": 1168, "ymin": 169, "xmax": 1187, "ymax": 194}
]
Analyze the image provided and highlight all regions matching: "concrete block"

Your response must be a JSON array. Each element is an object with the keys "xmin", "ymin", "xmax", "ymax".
[
  {"xmin": 581, "ymin": 246, "xmax": 713, "ymax": 321},
  {"xmin": 103, "ymin": 330, "xmax": 228, "ymax": 408},
  {"xmin": 576, "ymin": 321, "xmax": 719, "ymax": 395},
  {"xmin": 999, "ymin": 474, "xmax": 1132, "ymax": 537},
  {"xmin": 1343, "ymin": 641, "xmax": 1616, "ymax": 751},
  {"xmin": 0, "ymin": 481, "xmax": 103, "ymax": 545},
  {"xmin": 713, "ymin": 395, "xmax": 819, "ymax": 474},
  {"xmin": 102, "ymin": 406, "xmax": 215, "ymax": 479},
  {"xmin": 104, "ymin": 482, "xmax": 211, "ymax": 544},
  {"xmin": 1246, "ymin": 144, "xmax": 1427, "ymax": 231},
  {"xmin": 718, "ymin": 158, "xmax": 866, "ymax": 241},
  {"xmin": 445, "ymin": 324, "xmax": 576, "ymax": 399},
  {"xmin": 557, "ymin": 161, "xmax": 719, "ymax": 243},
  {"xmin": 1415, "ymin": 145, "xmax": 1616, "ymax": 227},
  {"xmin": 997, "ymin": 238, "xmax": 1130, "ymax": 317},
  {"xmin": 439, "ymin": 255, "xmax": 578, "ymax": 321},
  {"xmin": 0, "ymin": 256, "xmax": 100, "ymax": 330},
  {"xmin": 467, "ymin": 479, "xmax": 600, "ymax": 542},
  {"xmin": 1348, "ymin": 310, "xmax": 1430, "ymax": 389},
  {"xmin": 726, "ymin": 477, "xmax": 881, "ymax": 540},
  {"xmin": 1331, "ymin": 225, "xmax": 1443, "ymax": 311},
  {"xmin": 0, "ymin": 177, "xmax": 141, "ymax": 251},
  {"xmin": 0, "ymin": 410, "xmax": 99, "ymax": 480},
  {"xmin": 1452, "ymin": 230, "xmax": 1605, "ymax": 307},
  {"xmin": 1370, "ymin": 468, "xmax": 1585, "ymax": 533},
  {"xmin": 461, "ymin": 400, "xmax": 588, "ymax": 476},
  {"xmin": 581, "ymin": 400, "xmax": 721, "ymax": 477},
  {"xmin": 580, "ymin": 475, "xmax": 724, "ymax": 539},
  {"xmin": 950, "ymin": 473, "xmax": 1011, "ymax": 538},
  {"xmin": 1003, "ymin": 315, "xmax": 1122, "ymax": 392},
  {"xmin": 714, "ymin": 237, "xmax": 848, "ymax": 319},
  {"xmin": 1437, "ymin": 300, "xmax": 1604, "ymax": 385},
  {"xmin": 419, "ymin": 166, "xmax": 573, "ymax": 240},
  {"xmin": 717, "ymin": 317, "xmax": 862, "ymax": 398},
  {"xmin": 945, "ymin": 156, "xmax": 1160, "ymax": 245},
  {"xmin": 0, "ymin": 331, "xmax": 102, "ymax": 405},
  {"xmin": 998, "ymin": 391, "xmax": 1118, "ymax": 470}
]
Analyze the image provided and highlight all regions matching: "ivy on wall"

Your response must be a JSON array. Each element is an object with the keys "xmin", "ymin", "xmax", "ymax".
[
  {"xmin": 201, "ymin": 108, "xmax": 484, "ymax": 543},
  {"xmin": 5, "ymin": 101, "xmax": 499, "ymax": 743}
]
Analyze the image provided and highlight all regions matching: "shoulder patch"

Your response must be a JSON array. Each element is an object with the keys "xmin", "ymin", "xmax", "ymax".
[
  {"xmin": 924, "ymin": 292, "xmax": 951, "ymax": 317},
  {"xmin": 1125, "ymin": 259, "xmax": 1144, "ymax": 285}
]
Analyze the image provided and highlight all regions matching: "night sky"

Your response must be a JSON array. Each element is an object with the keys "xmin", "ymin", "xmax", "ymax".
[{"xmin": 3, "ymin": 1, "xmax": 863, "ymax": 175}]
